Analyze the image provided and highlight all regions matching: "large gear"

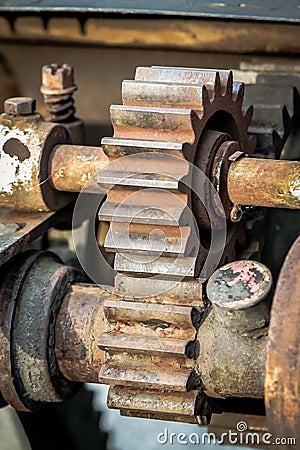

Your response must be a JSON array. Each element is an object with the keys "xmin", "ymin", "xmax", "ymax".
[
  {"xmin": 99, "ymin": 66, "xmax": 255, "ymax": 277},
  {"xmin": 97, "ymin": 66, "xmax": 256, "ymax": 423}
]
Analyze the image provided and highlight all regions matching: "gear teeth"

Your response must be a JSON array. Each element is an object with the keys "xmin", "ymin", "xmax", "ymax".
[
  {"xmin": 108, "ymin": 386, "xmax": 198, "ymax": 423},
  {"xmin": 104, "ymin": 223, "xmax": 192, "ymax": 257},
  {"xmin": 122, "ymin": 80, "xmax": 208, "ymax": 109},
  {"xmin": 98, "ymin": 300, "xmax": 195, "ymax": 384},
  {"xmin": 201, "ymin": 85, "xmax": 211, "ymax": 107},
  {"xmin": 99, "ymin": 189, "xmax": 189, "ymax": 226},
  {"xmin": 226, "ymin": 71, "xmax": 233, "ymax": 96},
  {"xmin": 243, "ymin": 104, "xmax": 254, "ymax": 129},
  {"xmin": 98, "ymin": 153, "xmax": 190, "ymax": 190},
  {"xmin": 214, "ymin": 71, "xmax": 222, "ymax": 97},
  {"xmin": 101, "ymin": 137, "xmax": 186, "ymax": 158},
  {"xmin": 232, "ymin": 82, "xmax": 243, "ymax": 101},
  {"xmin": 235, "ymin": 83, "xmax": 245, "ymax": 107},
  {"xmin": 114, "ymin": 274, "xmax": 203, "ymax": 305},
  {"xmin": 273, "ymin": 87, "xmax": 300, "ymax": 158},
  {"xmin": 98, "ymin": 298, "xmax": 197, "ymax": 420},
  {"xmin": 293, "ymin": 86, "xmax": 300, "ymax": 115},
  {"xmin": 282, "ymin": 105, "xmax": 292, "ymax": 133},
  {"xmin": 135, "ymin": 66, "xmax": 231, "ymax": 86},
  {"xmin": 272, "ymin": 130, "xmax": 282, "ymax": 159},
  {"xmin": 114, "ymin": 253, "xmax": 197, "ymax": 277},
  {"xmin": 97, "ymin": 65, "xmax": 255, "ymax": 423},
  {"xmin": 111, "ymin": 105, "xmax": 197, "ymax": 143}
]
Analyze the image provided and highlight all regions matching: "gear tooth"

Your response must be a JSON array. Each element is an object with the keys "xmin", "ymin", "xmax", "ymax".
[
  {"xmin": 108, "ymin": 386, "xmax": 198, "ymax": 423},
  {"xmin": 282, "ymin": 105, "xmax": 291, "ymax": 133},
  {"xmin": 110, "ymin": 105, "xmax": 196, "ymax": 143},
  {"xmin": 202, "ymin": 85, "xmax": 211, "ymax": 107},
  {"xmin": 214, "ymin": 71, "xmax": 222, "ymax": 96},
  {"xmin": 235, "ymin": 83, "xmax": 245, "ymax": 106},
  {"xmin": 243, "ymin": 105, "xmax": 253, "ymax": 129},
  {"xmin": 293, "ymin": 87, "xmax": 300, "ymax": 116},
  {"xmin": 272, "ymin": 130, "xmax": 283, "ymax": 158},
  {"xmin": 226, "ymin": 71, "xmax": 233, "ymax": 96}
]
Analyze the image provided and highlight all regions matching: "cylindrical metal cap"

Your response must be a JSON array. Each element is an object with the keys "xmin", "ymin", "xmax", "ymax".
[{"xmin": 207, "ymin": 260, "xmax": 272, "ymax": 333}]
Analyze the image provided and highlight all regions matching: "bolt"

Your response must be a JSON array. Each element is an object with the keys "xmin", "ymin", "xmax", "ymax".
[
  {"xmin": 41, "ymin": 63, "xmax": 75, "ymax": 91},
  {"xmin": 4, "ymin": 97, "xmax": 36, "ymax": 116}
]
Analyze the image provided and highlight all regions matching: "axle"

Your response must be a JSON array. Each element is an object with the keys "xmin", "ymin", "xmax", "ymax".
[
  {"xmin": 50, "ymin": 143, "xmax": 300, "ymax": 210},
  {"xmin": 0, "ymin": 97, "xmax": 299, "ymax": 213}
]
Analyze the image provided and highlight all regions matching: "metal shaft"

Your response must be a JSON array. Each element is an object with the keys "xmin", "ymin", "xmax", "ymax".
[
  {"xmin": 55, "ymin": 284, "xmax": 107, "ymax": 383},
  {"xmin": 50, "ymin": 144, "xmax": 109, "ymax": 192},
  {"xmin": 51, "ymin": 144, "xmax": 300, "ymax": 210},
  {"xmin": 228, "ymin": 157, "xmax": 300, "ymax": 209}
]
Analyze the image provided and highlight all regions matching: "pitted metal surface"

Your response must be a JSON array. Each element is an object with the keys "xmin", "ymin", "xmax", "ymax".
[{"xmin": 95, "ymin": 66, "xmax": 262, "ymax": 424}]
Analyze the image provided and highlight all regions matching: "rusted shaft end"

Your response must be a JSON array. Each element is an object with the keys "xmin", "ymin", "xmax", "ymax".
[
  {"xmin": 228, "ymin": 157, "xmax": 300, "ymax": 209},
  {"xmin": 207, "ymin": 260, "xmax": 272, "ymax": 333},
  {"xmin": 55, "ymin": 283, "xmax": 107, "ymax": 383},
  {"xmin": 50, "ymin": 144, "xmax": 109, "ymax": 193}
]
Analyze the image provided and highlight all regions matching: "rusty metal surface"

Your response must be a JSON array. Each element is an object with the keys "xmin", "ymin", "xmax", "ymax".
[
  {"xmin": 114, "ymin": 273, "xmax": 202, "ymax": 305},
  {"xmin": 0, "ymin": 253, "xmax": 40, "ymax": 411},
  {"xmin": 55, "ymin": 284, "xmax": 108, "ymax": 383},
  {"xmin": 91, "ymin": 258, "xmax": 201, "ymax": 422},
  {"xmin": 228, "ymin": 157, "xmax": 300, "ymax": 209},
  {"xmin": 0, "ymin": 0, "xmax": 299, "ymax": 23},
  {"xmin": 4, "ymin": 97, "xmax": 36, "ymax": 116},
  {"xmin": 207, "ymin": 260, "xmax": 272, "ymax": 333},
  {"xmin": 194, "ymin": 307, "xmax": 267, "ymax": 400},
  {"xmin": 108, "ymin": 386, "xmax": 198, "ymax": 424},
  {"xmin": 0, "ymin": 16, "xmax": 299, "ymax": 56},
  {"xmin": 99, "ymin": 66, "xmax": 255, "ymax": 285},
  {"xmin": 98, "ymin": 295, "xmax": 195, "ymax": 393},
  {"xmin": 50, "ymin": 144, "xmax": 109, "ymax": 192},
  {"xmin": 265, "ymin": 235, "xmax": 300, "ymax": 447},
  {"xmin": 0, "ymin": 108, "xmax": 74, "ymax": 211},
  {"xmin": 0, "ymin": 208, "xmax": 56, "ymax": 268},
  {"xmin": 41, "ymin": 63, "xmax": 85, "ymax": 145},
  {"xmin": 10, "ymin": 252, "xmax": 81, "ymax": 410},
  {"xmin": 94, "ymin": 66, "xmax": 261, "ymax": 422}
]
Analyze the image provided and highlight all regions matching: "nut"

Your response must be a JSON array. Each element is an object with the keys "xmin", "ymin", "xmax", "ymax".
[
  {"xmin": 4, "ymin": 97, "xmax": 36, "ymax": 116},
  {"xmin": 42, "ymin": 63, "xmax": 74, "ymax": 90}
]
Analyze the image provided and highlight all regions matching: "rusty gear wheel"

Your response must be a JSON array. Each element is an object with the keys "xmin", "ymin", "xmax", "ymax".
[
  {"xmin": 97, "ymin": 66, "xmax": 256, "ymax": 423},
  {"xmin": 99, "ymin": 66, "xmax": 255, "ymax": 277}
]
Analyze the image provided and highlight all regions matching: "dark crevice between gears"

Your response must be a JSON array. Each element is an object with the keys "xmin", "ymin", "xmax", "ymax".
[
  {"xmin": 194, "ymin": 390, "xmax": 213, "ymax": 426},
  {"xmin": 191, "ymin": 301, "xmax": 211, "ymax": 331},
  {"xmin": 185, "ymin": 302, "xmax": 212, "ymax": 360},
  {"xmin": 186, "ymin": 368, "xmax": 213, "ymax": 426},
  {"xmin": 185, "ymin": 339, "xmax": 200, "ymax": 360},
  {"xmin": 185, "ymin": 292, "xmax": 213, "ymax": 425}
]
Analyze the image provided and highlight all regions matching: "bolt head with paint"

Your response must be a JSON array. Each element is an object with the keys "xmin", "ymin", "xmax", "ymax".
[
  {"xmin": 4, "ymin": 97, "xmax": 36, "ymax": 116},
  {"xmin": 42, "ymin": 63, "xmax": 74, "ymax": 90}
]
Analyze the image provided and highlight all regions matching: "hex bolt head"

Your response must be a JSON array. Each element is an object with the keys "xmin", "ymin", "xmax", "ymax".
[
  {"xmin": 4, "ymin": 97, "xmax": 36, "ymax": 116},
  {"xmin": 42, "ymin": 63, "xmax": 74, "ymax": 90}
]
